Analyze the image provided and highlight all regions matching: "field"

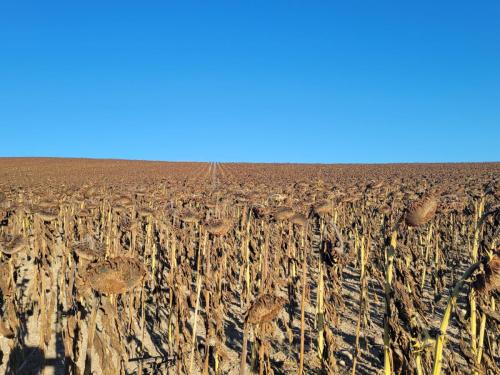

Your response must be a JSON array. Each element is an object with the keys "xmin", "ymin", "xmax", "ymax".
[{"xmin": 0, "ymin": 158, "xmax": 499, "ymax": 375}]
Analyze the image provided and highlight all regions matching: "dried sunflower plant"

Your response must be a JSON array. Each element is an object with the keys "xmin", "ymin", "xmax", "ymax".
[{"xmin": 0, "ymin": 159, "xmax": 498, "ymax": 374}]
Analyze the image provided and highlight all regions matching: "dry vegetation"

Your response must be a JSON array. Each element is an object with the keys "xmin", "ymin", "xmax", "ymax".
[{"xmin": 0, "ymin": 158, "xmax": 499, "ymax": 375}]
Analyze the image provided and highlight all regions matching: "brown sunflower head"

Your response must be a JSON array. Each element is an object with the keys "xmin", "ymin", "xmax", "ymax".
[
  {"xmin": 473, "ymin": 251, "xmax": 500, "ymax": 295},
  {"xmin": 84, "ymin": 256, "xmax": 147, "ymax": 295},
  {"xmin": 405, "ymin": 194, "xmax": 438, "ymax": 227},
  {"xmin": 245, "ymin": 294, "xmax": 287, "ymax": 325}
]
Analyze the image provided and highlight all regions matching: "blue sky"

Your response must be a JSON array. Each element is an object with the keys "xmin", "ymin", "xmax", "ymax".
[{"xmin": 1, "ymin": 1, "xmax": 499, "ymax": 163}]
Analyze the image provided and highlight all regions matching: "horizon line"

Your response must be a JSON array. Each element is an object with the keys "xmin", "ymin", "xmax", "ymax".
[{"xmin": 0, "ymin": 156, "xmax": 499, "ymax": 166}]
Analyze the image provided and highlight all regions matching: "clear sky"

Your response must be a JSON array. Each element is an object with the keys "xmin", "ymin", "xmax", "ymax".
[{"xmin": 1, "ymin": 1, "xmax": 499, "ymax": 163}]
